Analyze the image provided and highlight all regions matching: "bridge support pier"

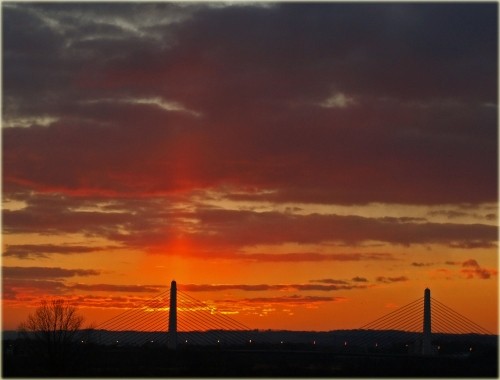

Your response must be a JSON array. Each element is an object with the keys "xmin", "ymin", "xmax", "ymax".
[
  {"xmin": 422, "ymin": 288, "xmax": 432, "ymax": 355},
  {"xmin": 168, "ymin": 280, "xmax": 178, "ymax": 350}
]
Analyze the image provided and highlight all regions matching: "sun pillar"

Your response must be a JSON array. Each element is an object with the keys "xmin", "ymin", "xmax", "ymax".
[
  {"xmin": 168, "ymin": 280, "xmax": 178, "ymax": 350},
  {"xmin": 422, "ymin": 288, "xmax": 432, "ymax": 355}
]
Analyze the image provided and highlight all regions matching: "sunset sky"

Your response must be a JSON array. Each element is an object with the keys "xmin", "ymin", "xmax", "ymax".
[{"xmin": 2, "ymin": 2, "xmax": 498, "ymax": 333}]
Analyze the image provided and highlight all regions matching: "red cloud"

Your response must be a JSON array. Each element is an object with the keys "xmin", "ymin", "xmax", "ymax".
[
  {"xmin": 434, "ymin": 259, "xmax": 497, "ymax": 280},
  {"xmin": 462, "ymin": 259, "xmax": 480, "ymax": 268},
  {"xmin": 460, "ymin": 259, "xmax": 497, "ymax": 279}
]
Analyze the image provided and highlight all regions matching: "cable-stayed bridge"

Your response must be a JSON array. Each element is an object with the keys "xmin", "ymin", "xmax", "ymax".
[
  {"xmin": 344, "ymin": 288, "xmax": 493, "ymax": 355},
  {"xmin": 93, "ymin": 282, "xmax": 495, "ymax": 356},
  {"xmin": 94, "ymin": 281, "xmax": 252, "ymax": 347}
]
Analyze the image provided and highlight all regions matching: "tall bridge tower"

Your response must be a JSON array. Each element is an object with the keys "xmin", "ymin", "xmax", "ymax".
[
  {"xmin": 422, "ymin": 288, "xmax": 432, "ymax": 355},
  {"xmin": 168, "ymin": 280, "xmax": 178, "ymax": 350}
]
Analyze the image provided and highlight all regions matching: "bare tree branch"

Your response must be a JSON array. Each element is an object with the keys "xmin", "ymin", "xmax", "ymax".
[{"xmin": 18, "ymin": 299, "xmax": 85, "ymax": 373}]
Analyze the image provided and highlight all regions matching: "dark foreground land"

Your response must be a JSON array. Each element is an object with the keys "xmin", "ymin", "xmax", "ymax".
[{"xmin": 3, "ymin": 341, "xmax": 498, "ymax": 377}]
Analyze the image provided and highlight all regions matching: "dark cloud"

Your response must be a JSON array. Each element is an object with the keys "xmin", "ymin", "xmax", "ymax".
[
  {"xmin": 179, "ymin": 283, "xmax": 365, "ymax": 292},
  {"xmin": 68, "ymin": 283, "xmax": 166, "ymax": 293},
  {"xmin": 2, "ymin": 280, "xmax": 364, "ymax": 303},
  {"xmin": 427, "ymin": 209, "xmax": 498, "ymax": 223},
  {"xmin": 3, "ymin": 192, "xmax": 496, "ymax": 254},
  {"xmin": 2, "ymin": 200, "xmax": 131, "ymax": 235},
  {"xmin": 2, "ymin": 193, "xmax": 186, "ymax": 250},
  {"xmin": 3, "ymin": 244, "xmax": 120, "ymax": 259},
  {"xmin": 4, "ymin": 291, "xmax": 169, "ymax": 309},
  {"xmin": 69, "ymin": 294, "xmax": 169, "ymax": 310},
  {"xmin": 191, "ymin": 208, "xmax": 497, "ymax": 249},
  {"xmin": 351, "ymin": 277, "xmax": 368, "ymax": 283},
  {"xmin": 232, "ymin": 252, "xmax": 395, "ymax": 263},
  {"xmin": 3, "ymin": 3, "xmax": 497, "ymax": 206},
  {"xmin": 376, "ymin": 276, "xmax": 409, "ymax": 283},
  {"xmin": 3, "ymin": 274, "xmax": 166, "ymax": 305},
  {"xmin": 449, "ymin": 241, "xmax": 496, "ymax": 249},
  {"xmin": 3, "ymin": 266, "xmax": 100, "ymax": 279},
  {"xmin": 411, "ymin": 262, "xmax": 434, "ymax": 267},
  {"xmin": 239, "ymin": 295, "xmax": 344, "ymax": 305},
  {"xmin": 3, "ymin": 279, "xmax": 69, "ymax": 298},
  {"xmin": 309, "ymin": 279, "xmax": 349, "ymax": 285},
  {"xmin": 428, "ymin": 210, "xmax": 469, "ymax": 219},
  {"xmin": 485, "ymin": 213, "xmax": 497, "ymax": 221}
]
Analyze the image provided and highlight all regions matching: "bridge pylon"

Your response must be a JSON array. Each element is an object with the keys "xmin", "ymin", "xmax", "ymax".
[
  {"xmin": 422, "ymin": 288, "xmax": 432, "ymax": 355},
  {"xmin": 168, "ymin": 280, "xmax": 178, "ymax": 350}
]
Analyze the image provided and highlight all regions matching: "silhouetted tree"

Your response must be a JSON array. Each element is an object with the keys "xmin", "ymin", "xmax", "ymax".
[{"xmin": 18, "ymin": 299, "xmax": 85, "ymax": 374}]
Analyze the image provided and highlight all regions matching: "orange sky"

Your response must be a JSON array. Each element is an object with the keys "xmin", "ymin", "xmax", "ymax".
[
  {"xmin": 3, "ymin": 201, "xmax": 498, "ymax": 333},
  {"xmin": 2, "ymin": 2, "xmax": 498, "ymax": 334}
]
